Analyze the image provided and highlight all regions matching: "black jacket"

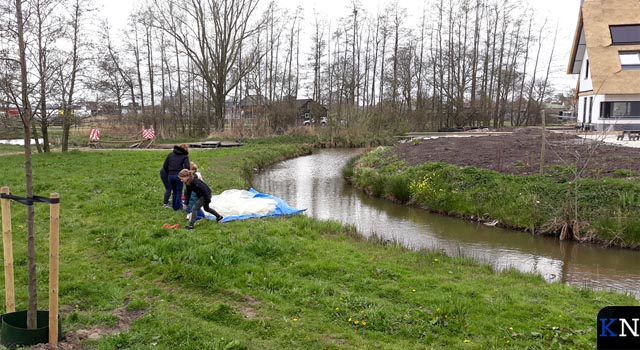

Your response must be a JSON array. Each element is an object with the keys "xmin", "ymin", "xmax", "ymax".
[
  {"xmin": 162, "ymin": 146, "xmax": 189, "ymax": 176},
  {"xmin": 184, "ymin": 178, "xmax": 212, "ymax": 201}
]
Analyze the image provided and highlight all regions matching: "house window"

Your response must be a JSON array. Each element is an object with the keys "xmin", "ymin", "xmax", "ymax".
[
  {"xmin": 610, "ymin": 25, "xmax": 640, "ymax": 45},
  {"xmin": 588, "ymin": 97, "xmax": 593, "ymax": 124},
  {"xmin": 585, "ymin": 60, "xmax": 589, "ymax": 79},
  {"xmin": 583, "ymin": 97, "xmax": 587, "ymax": 121},
  {"xmin": 619, "ymin": 51, "xmax": 640, "ymax": 70},
  {"xmin": 601, "ymin": 101, "xmax": 640, "ymax": 118}
]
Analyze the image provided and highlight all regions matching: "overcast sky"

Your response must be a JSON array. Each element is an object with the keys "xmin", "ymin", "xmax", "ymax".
[{"xmin": 96, "ymin": 0, "xmax": 582, "ymax": 93}]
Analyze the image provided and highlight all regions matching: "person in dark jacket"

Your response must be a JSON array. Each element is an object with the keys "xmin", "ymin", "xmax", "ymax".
[
  {"xmin": 179, "ymin": 169, "xmax": 223, "ymax": 229},
  {"xmin": 162, "ymin": 144, "xmax": 190, "ymax": 210}
]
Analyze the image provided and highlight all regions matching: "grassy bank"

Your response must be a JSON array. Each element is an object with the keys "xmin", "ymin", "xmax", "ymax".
[
  {"xmin": 0, "ymin": 143, "xmax": 637, "ymax": 349},
  {"xmin": 0, "ymin": 143, "xmax": 24, "ymax": 154},
  {"xmin": 346, "ymin": 146, "xmax": 640, "ymax": 248}
]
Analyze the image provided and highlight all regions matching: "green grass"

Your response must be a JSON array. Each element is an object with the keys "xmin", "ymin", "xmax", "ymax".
[
  {"xmin": 0, "ymin": 143, "xmax": 637, "ymax": 349},
  {"xmin": 0, "ymin": 143, "xmax": 24, "ymax": 154},
  {"xmin": 348, "ymin": 146, "xmax": 640, "ymax": 248}
]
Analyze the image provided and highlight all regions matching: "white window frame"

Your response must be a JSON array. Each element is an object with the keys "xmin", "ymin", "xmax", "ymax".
[{"xmin": 619, "ymin": 51, "xmax": 640, "ymax": 70}]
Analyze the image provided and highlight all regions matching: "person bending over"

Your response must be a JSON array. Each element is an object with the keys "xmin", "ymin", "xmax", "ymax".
[
  {"xmin": 184, "ymin": 162, "xmax": 205, "ymax": 221},
  {"xmin": 178, "ymin": 169, "xmax": 223, "ymax": 229}
]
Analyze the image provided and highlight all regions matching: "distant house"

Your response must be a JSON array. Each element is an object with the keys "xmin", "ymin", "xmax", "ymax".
[
  {"xmin": 295, "ymin": 98, "xmax": 328, "ymax": 124},
  {"xmin": 238, "ymin": 95, "xmax": 267, "ymax": 118},
  {"xmin": 235, "ymin": 95, "xmax": 328, "ymax": 126},
  {"xmin": 542, "ymin": 102, "xmax": 569, "ymax": 122},
  {"xmin": 568, "ymin": 0, "xmax": 640, "ymax": 130}
]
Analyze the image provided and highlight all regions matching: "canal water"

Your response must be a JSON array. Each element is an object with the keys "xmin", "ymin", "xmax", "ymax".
[
  {"xmin": 253, "ymin": 148, "xmax": 640, "ymax": 299},
  {"xmin": 0, "ymin": 139, "xmax": 43, "ymax": 145}
]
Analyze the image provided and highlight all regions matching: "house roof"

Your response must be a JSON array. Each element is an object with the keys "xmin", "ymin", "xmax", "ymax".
[
  {"xmin": 295, "ymin": 98, "xmax": 328, "ymax": 111},
  {"xmin": 568, "ymin": 0, "xmax": 640, "ymax": 94},
  {"xmin": 295, "ymin": 98, "xmax": 312, "ymax": 109},
  {"xmin": 239, "ymin": 95, "xmax": 267, "ymax": 107},
  {"xmin": 567, "ymin": 11, "xmax": 585, "ymax": 75}
]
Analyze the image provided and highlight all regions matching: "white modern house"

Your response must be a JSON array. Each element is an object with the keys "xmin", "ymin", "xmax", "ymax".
[{"xmin": 568, "ymin": 0, "xmax": 640, "ymax": 131}]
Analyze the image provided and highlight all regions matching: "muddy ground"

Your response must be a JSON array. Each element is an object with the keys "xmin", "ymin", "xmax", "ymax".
[{"xmin": 394, "ymin": 128, "xmax": 640, "ymax": 178}]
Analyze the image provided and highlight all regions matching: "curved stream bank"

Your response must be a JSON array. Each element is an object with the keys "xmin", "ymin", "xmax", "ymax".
[{"xmin": 253, "ymin": 148, "xmax": 640, "ymax": 300}]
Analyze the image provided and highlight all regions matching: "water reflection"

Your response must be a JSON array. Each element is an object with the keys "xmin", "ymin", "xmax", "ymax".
[
  {"xmin": 0, "ymin": 138, "xmax": 43, "ymax": 145},
  {"xmin": 253, "ymin": 148, "xmax": 640, "ymax": 299}
]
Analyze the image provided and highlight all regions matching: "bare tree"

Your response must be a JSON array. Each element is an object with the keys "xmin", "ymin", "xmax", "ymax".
[
  {"xmin": 361, "ymin": 18, "xmax": 372, "ymax": 108},
  {"xmin": 389, "ymin": 1, "xmax": 404, "ymax": 107},
  {"xmin": 173, "ymin": 31, "xmax": 184, "ymax": 124},
  {"xmin": 378, "ymin": 12, "xmax": 388, "ymax": 105},
  {"xmin": 97, "ymin": 22, "xmax": 137, "ymax": 116},
  {"xmin": 284, "ymin": 6, "xmax": 301, "ymax": 98},
  {"xmin": 514, "ymin": 11, "xmax": 534, "ymax": 126},
  {"xmin": 92, "ymin": 49, "xmax": 129, "ymax": 114},
  {"xmin": 310, "ymin": 14, "xmax": 326, "ymax": 103},
  {"xmin": 142, "ymin": 8, "xmax": 157, "ymax": 127},
  {"xmin": 59, "ymin": 0, "xmax": 92, "ymax": 151},
  {"xmin": 536, "ymin": 22, "xmax": 558, "ymax": 116},
  {"xmin": 397, "ymin": 42, "xmax": 414, "ymax": 113},
  {"xmin": 153, "ymin": 0, "xmax": 264, "ymax": 133},
  {"xmin": 369, "ymin": 12, "xmax": 383, "ymax": 107},
  {"xmin": 159, "ymin": 32, "xmax": 171, "ymax": 122},
  {"xmin": 350, "ymin": 1, "xmax": 359, "ymax": 105},
  {"xmin": 32, "ymin": 0, "xmax": 63, "ymax": 152},
  {"xmin": 124, "ymin": 13, "xmax": 146, "ymax": 116},
  {"xmin": 264, "ymin": 1, "xmax": 282, "ymax": 101},
  {"xmin": 414, "ymin": 7, "xmax": 427, "ymax": 115},
  {"xmin": 524, "ymin": 17, "xmax": 546, "ymax": 125}
]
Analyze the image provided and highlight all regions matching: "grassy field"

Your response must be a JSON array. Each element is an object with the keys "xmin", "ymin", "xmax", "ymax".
[
  {"xmin": 0, "ymin": 143, "xmax": 637, "ymax": 349},
  {"xmin": 0, "ymin": 144, "xmax": 24, "ymax": 154}
]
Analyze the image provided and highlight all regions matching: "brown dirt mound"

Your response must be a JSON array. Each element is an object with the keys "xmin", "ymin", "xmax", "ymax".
[{"xmin": 394, "ymin": 128, "xmax": 640, "ymax": 177}]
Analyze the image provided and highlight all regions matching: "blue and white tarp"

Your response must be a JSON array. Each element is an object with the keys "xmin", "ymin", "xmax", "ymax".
[{"xmin": 204, "ymin": 188, "xmax": 305, "ymax": 223}]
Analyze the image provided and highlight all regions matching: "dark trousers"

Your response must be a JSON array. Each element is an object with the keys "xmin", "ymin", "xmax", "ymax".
[
  {"xmin": 168, "ymin": 174, "xmax": 184, "ymax": 211},
  {"xmin": 186, "ymin": 192, "xmax": 205, "ymax": 220},
  {"xmin": 189, "ymin": 197, "xmax": 222, "ymax": 225},
  {"xmin": 160, "ymin": 168, "xmax": 171, "ymax": 205}
]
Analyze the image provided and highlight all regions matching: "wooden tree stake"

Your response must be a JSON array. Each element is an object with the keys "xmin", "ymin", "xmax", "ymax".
[
  {"xmin": 1, "ymin": 186, "xmax": 15, "ymax": 313},
  {"xmin": 49, "ymin": 192, "xmax": 60, "ymax": 348}
]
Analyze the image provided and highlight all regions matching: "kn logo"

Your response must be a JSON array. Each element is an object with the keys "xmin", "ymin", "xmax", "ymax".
[{"xmin": 598, "ymin": 306, "xmax": 640, "ymax": 350}]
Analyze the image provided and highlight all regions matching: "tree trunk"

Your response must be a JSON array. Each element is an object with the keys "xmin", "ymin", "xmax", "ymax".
[
  {"xmin": 35, "ymin": 0, "xmax": 50, "ymax": 153},
  {"xmin": 61, "ymin": 0, "xmax": 81, "ymax": 152},
  {"xmin": 469, "ymin": 0, "xmax": 482, "ymax": 125},
  {"xmin": 525, "ymin": 22, "xmax": 544, "ymax": 125},
  {"xmin": 146, "ymin": 21, "xmax": 156, "ymax": 128},
  {"xmin": 391, "ymin": 6, "xmax": 400, "ymax": 108},
  {"xmin": 516, "ymin": 16, "xmax": 533, "ymax": 126},
  {"xmin": 174, "ymin": 35, "xmax": 183, "ymax": 129},
  {"xmin": 537, "ymin": 25, "xmax": 558, "ymax": 114},
  {"xmin": 15, "ymin": 0, "xmax": 38, "ymax": 330},
  {"xmin": 134, "ymin": 22, "xmax": 146, "ymax": 115}
]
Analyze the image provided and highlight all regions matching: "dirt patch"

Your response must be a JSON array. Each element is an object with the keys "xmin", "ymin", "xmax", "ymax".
[
  {"xmin": 236, "ymin": 295, "xmax": 261, "ymax": 320},
  {"xmin": 30, "ymin": 307, "xmax": 147, "ymax": 350},
  {"xmin": 394, "ymin": 128, "xmax": 640, "ymax": 178}
]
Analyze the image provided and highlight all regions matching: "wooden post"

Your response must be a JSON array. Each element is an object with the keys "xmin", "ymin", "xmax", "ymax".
[
  {"xmin": 540, "ymin": 110, "xmax": 546, "ymax": 174},
  {"xmin": 48, "ymin": 193, "xmax": 60, "ymax": 348},
  {"xmin": 1, "ymin": 186, "xmax": 15, "ymax": 313}
]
